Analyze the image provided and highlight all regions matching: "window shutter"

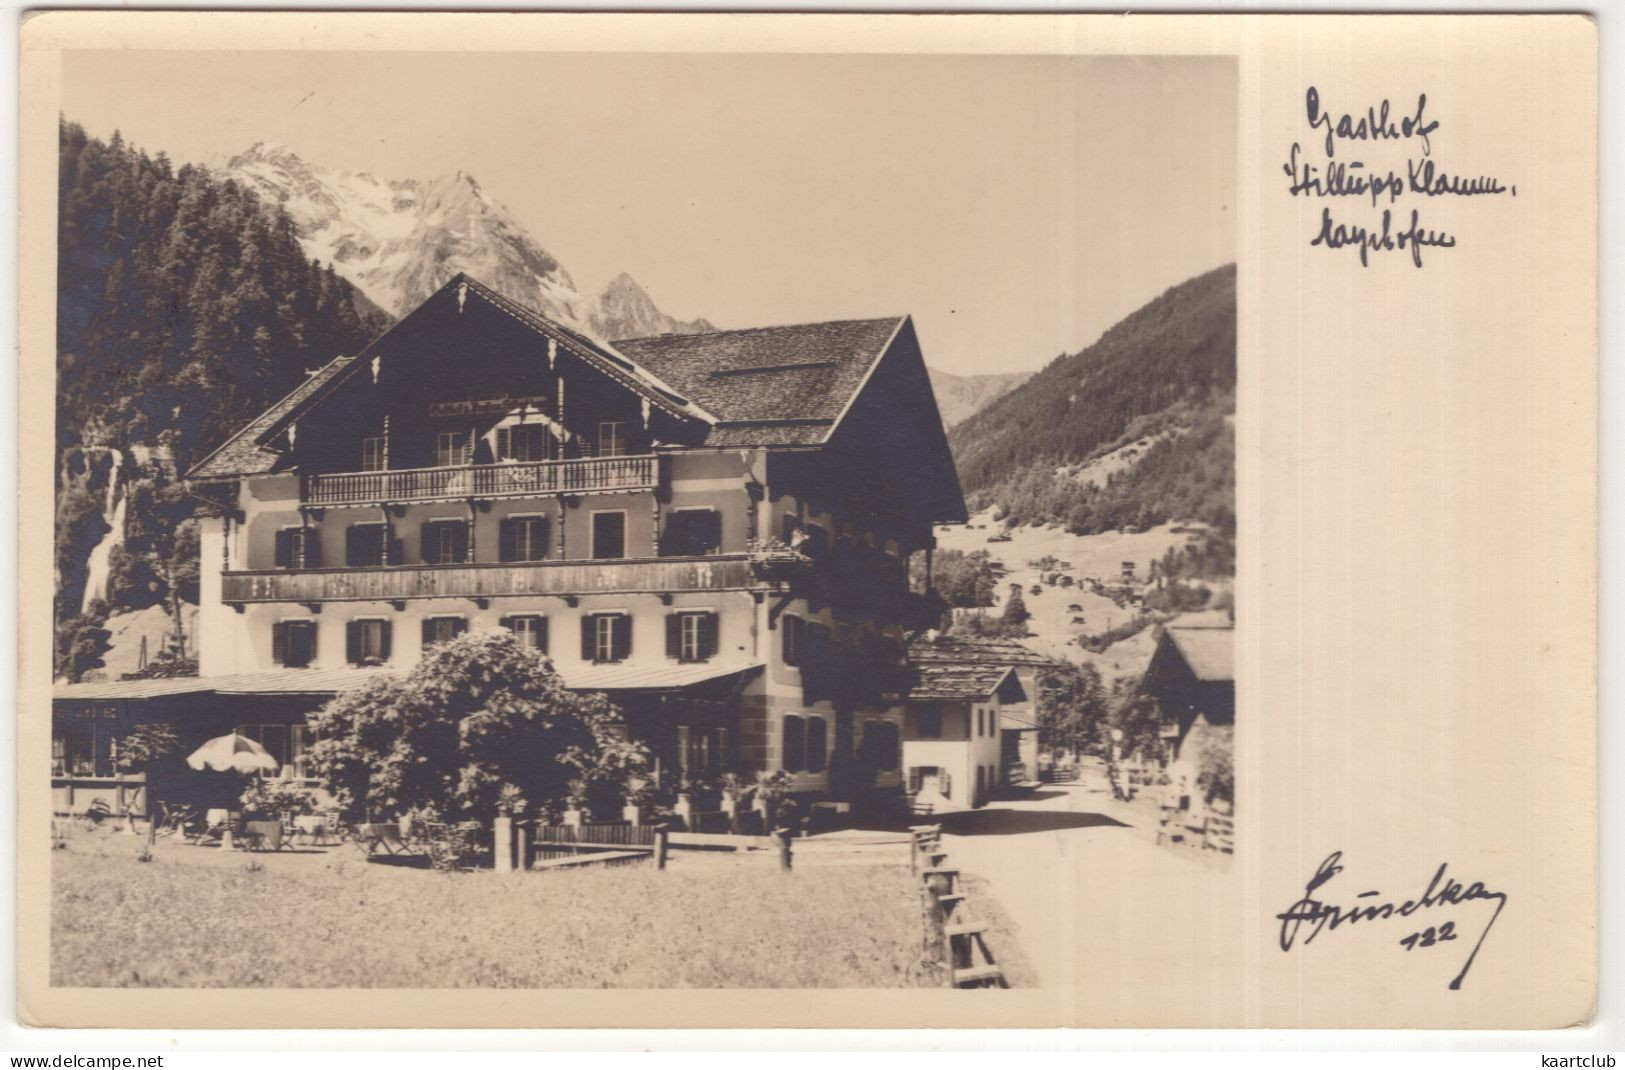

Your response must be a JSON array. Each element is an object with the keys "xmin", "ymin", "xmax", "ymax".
[
  {"xmin": 614, "ymin": 614, "xmax": 632, "ymax": 660},
  {"xmin": 495, "ymin": 427, "xmax": 511, "ymax": 461},
  {"xmin": 941, "ymin": 770, "xmax": 952, "ymax": 800},
  {"xmin": 666, "ymin": 614, "xmax": 681, "ymax": 660},
  {"xmin": 498, "ymin": 615, "xmax": 512, "ymax": 631},
  {"xmin": 705, "ymin": 511, "xmax": 722, "ymax": 553},
  {"xmin": 807, "ymin": 717, "xmax": 827, "ymax": 774},
  {"xmin": 303, "ymin": 530, "xmax": 322, "ymax": 569},
  {"xmin": 535, "ymin": 616, "xmax": 549, "ymax": 654},
  {"xmin": 271, "ymin": 621, "xmax": 288, "ymax": 665},
  {"xmin": 908, "ymin": 768, "xmax": 922, "ymax": 794},
  {"xmin": 301, "ymin": 621, "xmax": 318, "ymax": 667},
  {"xmin": 388, "ymin": 535, "xmax": 403, "ymax": 566},
  {"xmin": 452, "ymin": 617, "xmax": 467, "ymax": 638},
  {"xmin": 581, "ymin": 616, "xmax": 596, "ymax": 661},
  {"xmin": 346, "ymin": 621, "xmax": 361, "ymax": 665},
  {"xmin": 274, "ymin": 529, "xmax": 292, "ymax": 569},
  {"xmin": 422, "ymin": 618, "xmax": 435, "ymax": 649},
  {"xmin": 345, "ymin": 528, "xmax": 362, "ymax": 567},
  {"xmin": 782, "ymin": 715, "xmax": 805, "ymax": 774},
  {"xmin": 498, "ymin": 518, "xmax": 516, "ymax": 562},
  {"xmin": 378, "ymin": 621, "xmax": 392, "ymax": 660},
  {"xmin": 419, "ymin": 522, "xmax": 435, "ymax": 564},
  {"xmin": 702, "ymin": 612, "xmax": 719, "ymax": 659}
]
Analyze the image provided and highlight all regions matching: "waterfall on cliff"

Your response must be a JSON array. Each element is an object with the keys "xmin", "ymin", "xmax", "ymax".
[{"xmin": 79, "ymin": 448, "xmax": 126, "ymax": 615}]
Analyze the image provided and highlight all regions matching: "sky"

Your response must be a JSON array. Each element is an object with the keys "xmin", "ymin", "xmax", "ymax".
[{"xmin": 61, "ymin": 51, "xmax": 1235, "ymax": 376}]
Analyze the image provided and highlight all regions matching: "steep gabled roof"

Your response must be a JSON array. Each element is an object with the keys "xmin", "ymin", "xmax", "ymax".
[
  {"xmin": 1164, "ymin": 626, "xmax": 1233, "ymax": 683},
  {"xmin": 187, "ymin": 274, "xmax": 714, "ymax": 480},
  {"xmin": 187, "ymin": 354, "xmax": 359, "ymax": 480},
  {"xmin": 614, "ymin": 317, "xmax": 905, "ymax": 448},
  {"xmin": 904, "ymin": 633, "xmax": 1050, "ymax": 700}
]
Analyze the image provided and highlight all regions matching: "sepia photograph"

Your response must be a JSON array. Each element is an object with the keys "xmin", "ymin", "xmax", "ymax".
[
  {"xmin": 44, "ymin": 47, "xmax": 1235, "ymax": 992},
  {"xmin": 15, "ymin": 10, "xmax": 1599, "ymax": 1039}
]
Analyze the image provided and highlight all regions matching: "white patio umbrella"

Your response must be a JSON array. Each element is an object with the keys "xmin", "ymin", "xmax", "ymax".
[{"xmin": 186, "ymin": 732, "xmax": 280, "ymax": 775}]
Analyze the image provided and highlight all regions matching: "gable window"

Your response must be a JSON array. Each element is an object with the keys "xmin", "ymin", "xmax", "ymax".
[
  {"xmin": 420, "ymin": 519, "xmax": 467, "ymax": 565},
  {"xmin": 274, "ymin": 527, "xmax": 322, "ymax": 570},
  {"xmin": 345, "ymin": 523, "xmax": 394, "ymax": 568},
  {"xmin": 662, "ymin": 508, "xmax": 722, "ymax": 557},
  {"xmin": 271, "ymin": 620, "xmax": 318, "ymax": 668},
  {"xmin": 782, "ymin": 714, "xmax": 806, "ymax": 774},
  {"xmin": 502, "ymin": 614, "xmax": 548, "ymax": 653},
  {"xmin": 499, "ymin": 515, "xmax": 550, "ymax": 562},
  {"xmin": 581, "ymin": 612, "xmax": 632, "ymax": 664},
  {"xmin": 666, "ymin": 611, "xmax": 719, "ymax": 663},
  {"xmin": 421, "ymin": 615, "xmax": 467, "ymax": 649},
  {"xmin": 591, "ymin": 512, "xmax": 627, "ymax": 560},
  {"xmin": 781, "ymin": 614, "xmax": 806, "ymax": 667},
  {"xmin": 597, "ymin": 421, "xmax": 628, "ymax": 458},
  {"xmin": 345, "ymin": 618, "xmax": 392, "ymax": 665},
  {"xmin": 805, "ymin": 717, "xmax": 828, "ymax": 774},
  {"xmin": 436, "ymin": 430, "xmax": 470, "ymax": 468},
  {"xmin": 360, "ymin": 436, "xmax": 387, "ymax": 473},
  {"xmin": 496, "ymin": 424, "xmax": 552, "ymax": 463}
]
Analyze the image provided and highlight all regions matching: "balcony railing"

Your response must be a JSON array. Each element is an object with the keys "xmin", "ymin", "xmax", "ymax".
[
  {"xmin": 303, "ymin": 455, "xmax": 659, "ymax": 506},
  {"xmin": 220, "ymin": 555, "xmax": 759, "ymax": 604}
]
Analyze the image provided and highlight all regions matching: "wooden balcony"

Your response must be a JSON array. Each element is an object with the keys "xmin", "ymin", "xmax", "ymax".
[
  {"xmin": 220, "ymin": 555, "xmax": 760, "ymax": 605},
  {"xmin": 303, "ymin": 455, "xmax": 659, "ymax": 507}
]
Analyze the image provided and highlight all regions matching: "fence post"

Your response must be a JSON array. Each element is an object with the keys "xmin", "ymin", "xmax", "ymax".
[
  {"xmin": 654, "ymin": 825, "xmax": 669, "ymax": 870},
  {"xmin": 493, "ymin": 815, "xmax": 513, "ymax": 875},
  {"xmin": 777, "ymin": 827, "xmax": 793, "ymax": 871},
  {"xmin": 515, "ymin": 820, "xmax": 530, "ymax": 872}
]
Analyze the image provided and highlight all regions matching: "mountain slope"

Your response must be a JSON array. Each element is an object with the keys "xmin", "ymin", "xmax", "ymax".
[
  {"xmin": 222, "ymin": 143, "xmax": 713, "ymax": 339},
  {"xmin": 926, "ymin": 368, "xmax": 1031, "ymax": 428},
  {"xmin": 948, "ymin": 264, "xmax": 1236, "ymax": 536}
]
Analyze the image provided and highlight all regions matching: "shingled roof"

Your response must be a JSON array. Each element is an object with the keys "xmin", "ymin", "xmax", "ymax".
[
  {"xmin": 1164, "ymin": 626, "xmax": 1233, "ymax": 683},
  {"xmin": 905, "ymin": 633, "xmax": 1051, "ymax": 700},
  {"xmin": 187, "ymin": 354, "xmax": 358, "ymax": 480},
  {"xmin": 614, "ymin": 317, "xmax": 905, "ymax": 447}
]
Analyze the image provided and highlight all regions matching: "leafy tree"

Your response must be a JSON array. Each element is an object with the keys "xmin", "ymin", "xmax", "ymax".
[
  {"xmin": 910, "ymin": 548, "xmax": 997, "ymax": 609},
  {"xmin": 1001, "ymin": 586, "xmax": 1030, "ymax": 629},
  {"xmin": 54, "ymin": 601, "xmax": 112, "ymax": 682},
  {"xmin": 1196, "ymin": 726, "xmax": 1234, "ymax": 806},
  {"xmin": 116, "ymin": 722, "xmax": 182, "ymax": 845},
  {"xmin": 306, "ymin": 631, "xmax": 646, "ymax": 826},
  {"xmin": 1037, "ymin": 660, "xmax": 1108, "ymax": 760}
]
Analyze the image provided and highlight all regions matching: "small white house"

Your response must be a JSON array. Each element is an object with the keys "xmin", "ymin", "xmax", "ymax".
[{"xmin": 901, "ymin": 635, "xmax": 1049, "ymax": 811}]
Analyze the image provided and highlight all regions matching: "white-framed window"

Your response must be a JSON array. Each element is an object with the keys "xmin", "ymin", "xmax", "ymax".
[
  {"xmin": 668, "ymin": 611, "xmax": 718, "ymax": 663},
  {"xmin": 360, "ymin": 436, "xmax": 387, "ymax": 473},
  {"xmin": 597, "ymin": 421, "xmax": 628, "ymax": 458},
  {"xmin": 583, "ymin": 612, "xmax": 632, "ymax": 663},
  {"xmin": 436, "ymin": 431, "xmax": 468, "ymax": 467},
  {"xmin": 275, "ymin": 527, "xmax": 321, "ymax": 570},
  {"xmin": 502, "ymin": 515, "xmax": 549, "ymax": 562},
  {"xmin": 504, "ymin": 614, "xmax": 548, "ymax": 653},
  {"xmin": 348, "ymin": 618, "xmax": 390, "ymax": 664},
  {"xmin": 422, "ymin": 615, "xmax": 467, "ymax": 648},
  {"xmin": 496, "ymin": 424, "xmax": 552, "ymax": 462},
  {"xmin": 272, "ymin": 619, "xmax": 318, "ymax": 668},
  {"xmin": 422, "ymin": 520, "xmax": 464, "ymax": 565}
]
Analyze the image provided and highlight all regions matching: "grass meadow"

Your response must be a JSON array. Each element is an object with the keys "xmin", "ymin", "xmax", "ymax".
[{"xmin": 51, "ymin": 825, "xmax": 938, "ymax": 988}]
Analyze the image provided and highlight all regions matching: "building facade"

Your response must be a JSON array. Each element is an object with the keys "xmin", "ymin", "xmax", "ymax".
[{"xmin": 53, "ymin": 274, "xmax": 967, "ymax": 811}]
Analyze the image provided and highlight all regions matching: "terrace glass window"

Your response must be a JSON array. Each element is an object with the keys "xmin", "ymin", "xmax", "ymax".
[
  {"xmin": 662, "ymin": 508, "xmax": 722, "ymax": 556},
  {"xmin": 274, "ymin": 527, "xmax": 322, "ymax": 570},
  {"xmin": 591, "ymin": 512, "xmax": 627, "ymax": 560},
  {"xmin": 597, "ymin": 421, "xmax": 629, "ymax": 458},
  {"xmin": 436, "ymin": 431, "xmax": 471, "ymax": 468},
  {"xmin": 496, "ymin": 424, "xmax": 552, "ymax": 463},
  {"xmin": 420, "ymin": 520, "xmax": 467, "ymax": 565},
  {"xmin": 499, "ymin": 516, "xmax": 550, "ymax": 562},
  {"xmin": 360, "ymin": 436, "xmax": 387, "ymax": 473},
  {"xmin": 345, "ymin": 524, "xmax": 392, "ymax": 568}
]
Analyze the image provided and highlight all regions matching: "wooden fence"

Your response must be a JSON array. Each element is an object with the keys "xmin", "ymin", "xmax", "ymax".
[
  {"xmin": 502, "ymin": 820, "xmax": 915, "ymax": 873},
  {"xmin": 911, "ymin": 824, "xmax": 1009, "ymax": 989}
]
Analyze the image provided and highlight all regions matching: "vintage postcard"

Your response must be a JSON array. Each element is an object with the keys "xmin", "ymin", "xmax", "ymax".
[{"xmin": 15, "ymin": 12, "xmax": 1597, "ymax": 1030}]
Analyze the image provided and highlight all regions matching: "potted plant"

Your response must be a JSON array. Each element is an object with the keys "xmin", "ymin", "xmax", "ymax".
[
  {"xmin": 672, "ymin": 775, "xmax": 699, "ymax": 830},
  {"xmin": 718, "ymin": 772, "xmax": 748, "ymax": 833},
  {"xmin": 562, "ymin": 778, "xmax": 589, "ymax": 827},
  {"xmin": 622, "ymin": 773, "xmax": 655, "ymax": 826}
]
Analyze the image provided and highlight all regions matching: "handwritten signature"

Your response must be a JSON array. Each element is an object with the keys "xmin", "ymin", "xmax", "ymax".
[{"xmin": 1276, "ymin": 851, "xmax": 1508, "ymax": 990}]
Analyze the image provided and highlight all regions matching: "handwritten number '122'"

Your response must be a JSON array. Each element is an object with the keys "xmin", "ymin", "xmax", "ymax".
[{"xmin": 1400, "ymin": 922, "xmax": 1458, "ymax": 951}]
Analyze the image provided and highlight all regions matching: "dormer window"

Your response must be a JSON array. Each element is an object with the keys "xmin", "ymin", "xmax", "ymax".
[
  {"xmin": 496, "ymin": 424, "xmax": 552, "ymax": 463},
  {"xmin": 436, "ymin": 431, "xmax": 470, "ymax": 468}
]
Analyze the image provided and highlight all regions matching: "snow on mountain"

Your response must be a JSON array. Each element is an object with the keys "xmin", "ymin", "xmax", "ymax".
[{"xmin": 222, "ymin": 142, "xmax": 713, "ymax": 340}]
